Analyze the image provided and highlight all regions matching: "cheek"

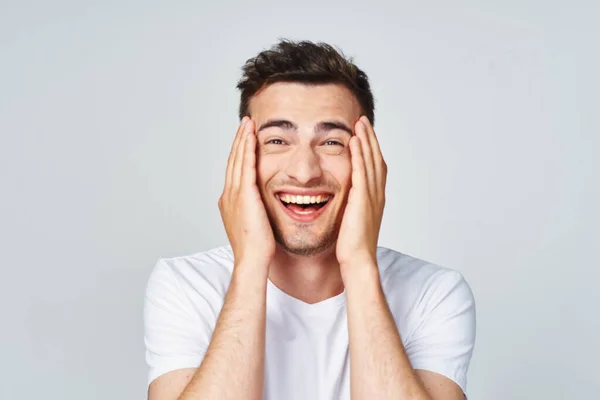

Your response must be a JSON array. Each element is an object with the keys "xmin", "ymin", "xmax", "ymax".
[
  {"xmin": 321, "ymin": 156, "xmax": 352, "ymax": 188},
  {"xmin": 256, "ymin": 153, "xmax": 282, "ymax": 187}
]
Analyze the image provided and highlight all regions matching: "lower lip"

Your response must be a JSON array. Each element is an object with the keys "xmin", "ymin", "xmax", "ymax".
[{"xmin": 277, "ymin": 196, "xmax": 332, "ymax": 222}]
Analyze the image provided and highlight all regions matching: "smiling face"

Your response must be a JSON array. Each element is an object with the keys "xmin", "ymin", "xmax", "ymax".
[{"xmin": 249, "ymin": 82, "xmax": 362, "ymax": 256}]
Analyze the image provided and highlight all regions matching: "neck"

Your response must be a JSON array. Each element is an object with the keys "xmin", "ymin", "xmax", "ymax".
[{"xmin": 268, "ymin": 243, "xmax": 344, "ymax": 304}]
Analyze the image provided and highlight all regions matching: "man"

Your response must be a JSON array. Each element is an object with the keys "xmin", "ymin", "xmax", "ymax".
[{"xmin": 144, "ymin": 39, "xmax": 476, "ymax": 400}]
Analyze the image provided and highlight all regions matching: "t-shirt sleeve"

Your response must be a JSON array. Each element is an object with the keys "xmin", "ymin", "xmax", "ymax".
[
  {"xmin": 143, "ymin": 259, "xmax": 214, "ymax": 387},
  {"xmin": 404, "ymin": 270, "xmax": 476, "ymax": 397}
]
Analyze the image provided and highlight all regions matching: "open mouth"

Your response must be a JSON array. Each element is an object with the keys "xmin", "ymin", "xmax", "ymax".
[{"xmin": 277, "ymin": 193, "xmax": 332, "ymax": 216}]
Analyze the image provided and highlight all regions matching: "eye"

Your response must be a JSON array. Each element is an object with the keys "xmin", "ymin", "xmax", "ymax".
[
  {"xmin": 324, "ymin": 140, "xmax": 343, "ymax": 146},
  {"xmin": 266, "ymin": 139, "xmax": 286, "ymax": 145}
]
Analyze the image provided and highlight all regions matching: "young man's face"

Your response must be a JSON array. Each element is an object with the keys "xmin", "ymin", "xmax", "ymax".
[{"xmin": 249, "ymin": 82, "xmax": 362, "ymax": 256}]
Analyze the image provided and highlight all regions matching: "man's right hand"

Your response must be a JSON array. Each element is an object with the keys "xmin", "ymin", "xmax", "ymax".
[
  {"xmin": 150, "ymin": 118, "xmax": 272, "ymax": 400},
  {"xmin": 218, "ymin": 117, "xmax": 276, "ymax": 270}
]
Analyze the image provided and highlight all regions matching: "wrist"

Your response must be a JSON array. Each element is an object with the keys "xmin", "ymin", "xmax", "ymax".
[
  {"xmin": 342, "ymin": 263, "xmax": 384, "ymax": 307},
  {"xmin": 340, "ymin": 256, "xmax": 380, "ymax": 286},
  {"xmin": 232, "ymin": 258, "xmax": 270, "ymax": 285},
  {"xmin": 339, "ymin": 250, "xmax": 377, "ymax": 272},
  {"xmin": 228, "ymin": 270, "xmax": 268, "ymax": 305}
]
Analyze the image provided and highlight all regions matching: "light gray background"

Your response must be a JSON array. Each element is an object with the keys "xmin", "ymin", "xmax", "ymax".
[{"xmin": 1, "ymin": 0, "xmax": 598, "ymax": 399}]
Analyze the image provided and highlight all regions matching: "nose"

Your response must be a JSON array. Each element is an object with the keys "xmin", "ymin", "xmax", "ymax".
[{"xmin": 283, "ymin": 145, "xmax": 323, "ymax": 185}]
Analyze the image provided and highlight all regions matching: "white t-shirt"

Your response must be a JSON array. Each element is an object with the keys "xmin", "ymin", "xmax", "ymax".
[{"xmin": 144, "ymin": 245, "xmax": 476, "ymax": 399}]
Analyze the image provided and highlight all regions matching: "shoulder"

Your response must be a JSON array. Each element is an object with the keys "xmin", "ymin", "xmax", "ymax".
[
  {"xmin": 376, "ymin": 248, "xmax": 476, "ymax": 393},
  {"xmin": 144, "ymin": 246, "xmax": 234, "ymax": 388},
  {"xmin": 376, "ymin": 246, "xmax": 472, "ymax": 297},
  {"xmin": 151, "ymin": 245, "xmax": 234, "ymax": 280},
  {"xmin": 376, "ymin": 246, "xmax": 475, "ymax": 335},
  {"xmin": 146, "ymin": 245, "xmax": 235, "ymax": 307}
]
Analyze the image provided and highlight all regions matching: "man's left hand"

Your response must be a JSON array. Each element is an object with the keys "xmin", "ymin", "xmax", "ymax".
[{"xmin": 336, "ymin": 116, "xmax": 387, "ymax": 272}]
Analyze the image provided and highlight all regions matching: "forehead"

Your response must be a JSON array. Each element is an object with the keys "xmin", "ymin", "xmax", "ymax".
[{"xmin": 248, "ymin": 82, "xmax": 362, "ymax": 122}]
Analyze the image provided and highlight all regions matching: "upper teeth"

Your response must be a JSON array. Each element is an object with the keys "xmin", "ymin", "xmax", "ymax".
[{"xmin": 279, "ymin": 194, "xmax": 330, "ymax": 204}]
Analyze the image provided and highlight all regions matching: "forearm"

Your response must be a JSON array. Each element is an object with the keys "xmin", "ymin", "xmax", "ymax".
[
  {"xmin": 344, "ymin": 262, "xmax": 431, "ymax": 400},
  {"xmin": 179, "ymin": 263, "xmax": 268, "ymax": 400}
]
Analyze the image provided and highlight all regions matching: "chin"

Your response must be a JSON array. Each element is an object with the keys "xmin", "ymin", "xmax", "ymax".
[
  {"xmin": 276, "ymin": 236, "xmax": 336, "ymax": 257},
  {"xmin": 270, "ymin": 219, "xmax": 339, "ymax": 257}
]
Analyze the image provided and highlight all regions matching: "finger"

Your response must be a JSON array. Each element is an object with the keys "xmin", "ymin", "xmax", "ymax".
[
  {"xmin": 232, "ymin": 119, "xmax": 253, "ymax": 191},
  {"xmin": 360, "ymin": 116, "xmax": 387, "ymax": 193},
  {"xmin": 240, "ymin": 124, "xmax": 257, "ymax": 189},
  {"xmin": 349, "ymin": 135, "xmax": 368, "ymax": 192},
  {"xmin": 226, "ymin": 117, "xmax": 249, "ymax": 190},
  {"xmin": 356, "ymin": 118, "xmax": 376, "ymax": 196}
]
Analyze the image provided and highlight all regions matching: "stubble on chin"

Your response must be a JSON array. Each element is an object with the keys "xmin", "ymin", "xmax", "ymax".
[{"xmin": 268, "ymin": 215, "xmax": 340, "ymax": 257}]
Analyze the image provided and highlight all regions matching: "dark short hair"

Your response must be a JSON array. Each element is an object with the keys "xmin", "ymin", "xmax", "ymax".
[{"xmin": 236, "ymin": 39, "xmax": 375, "ymax": 126}]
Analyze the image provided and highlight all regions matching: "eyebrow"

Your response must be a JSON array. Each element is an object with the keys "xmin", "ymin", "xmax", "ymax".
[{"xmin": 257, "ymin": 119, "xmax": 354, "ymax": 136}]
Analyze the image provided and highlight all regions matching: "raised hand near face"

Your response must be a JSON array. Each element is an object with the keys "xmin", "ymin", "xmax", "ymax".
[
  {"xmin": 336, "ymin": 116, "xmax": 387, "ymax": 271},
  {"xmin": 218, "ymin": 117, "xmax": 276, "ymax": 270}
]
